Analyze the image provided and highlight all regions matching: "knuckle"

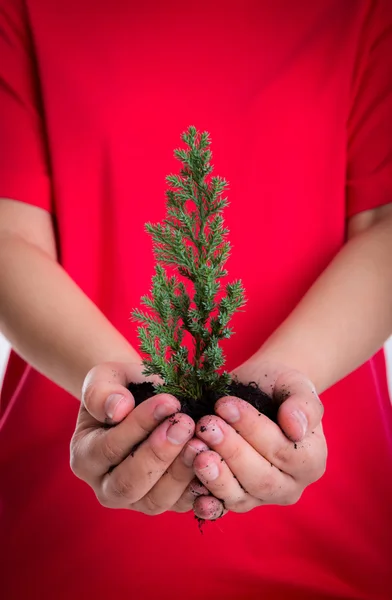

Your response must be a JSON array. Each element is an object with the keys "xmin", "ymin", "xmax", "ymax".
[
  {"xmin": 168, "ymin": 464, "xmax": 189, "ymax": 485},
  {"xmin": 279, "ymin": 489, "xmax": 302, "ymax": 506},
  {"xmin": 69, "ymin": 439, "xmax": 86, "ymax": 479},
  {"xmin": 272, "ymin": 444, "xmax": 291, "ymax": 466},
  {"xmin": 149, "ymin": 442, "xmax": 172, "ymax": 466},
  {"xmin": 311, "ymin": 458, "xmax": 327, "ymax": 482},
  {"xmin": 101, "ymin": 436, "xmax": 124, "ymax": 466},
  {"xmin": 224, "ymin": 444, "xmax": 242, "ymax": 463},
  {"xmin": 109, "ymin": 476, "xmax": 137, "ymax": 502},
  {"xmin": 250, "ymin": 474, "xmax": 276, "ymax": 499},
  {"xmin": 136, "ymin": 419, "xmax": 155, "ymax": 439},
  {"xmin": 301, "ymin": 445, "xmax": 327, "ymax": 484},
  {"xmin": 142, "ymin": 493, "xmax": 167, "ymax": 516},
  {"xmin": 69, "ymin": 450, "xmax": 82, "ymax": 478},
  {"xmin": 95, "ymin": 492, "xmax": 116, "ymax": 509},
  {"xmin": 171, "ymin": 491, "xmax": 194, "ymax": 513}
]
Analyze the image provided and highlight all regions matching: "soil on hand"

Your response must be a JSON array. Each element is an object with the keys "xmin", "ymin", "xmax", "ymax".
[{"xmin": 127, "ymin": 380, "xmax": 278, "ymax": 423}]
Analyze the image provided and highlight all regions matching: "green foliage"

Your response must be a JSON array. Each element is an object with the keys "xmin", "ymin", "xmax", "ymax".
[{"xmin": 131, "ymin": 126, "xmax": 246, "ymax": 401}]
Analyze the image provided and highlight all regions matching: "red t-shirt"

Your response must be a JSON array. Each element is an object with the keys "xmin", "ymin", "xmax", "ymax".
[{"xmin": 1, "ymin": 1, "xmax": 392, "ymax": 599}]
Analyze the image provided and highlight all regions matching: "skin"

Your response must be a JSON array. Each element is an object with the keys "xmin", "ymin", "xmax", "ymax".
[
  {"xmin": 1, "ymin": 198, "xmax": 392, "ymax": 518},
  {"xmin": 70, "ymin": 360, "xmax": 325, "ymax": 517},
  {"xmin": 192, "ymin": 369, "xmax": 325, "ymax": 518},
  {"xmin": 71, "ymin": 362, "xmax": 211, "ymax": 514}
]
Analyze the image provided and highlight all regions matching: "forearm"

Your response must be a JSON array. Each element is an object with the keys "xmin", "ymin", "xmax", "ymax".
[
  {"xmin": 253, "ymin": 211, "xmax": 392, "ymax": 393},
  {"xmin": 0, "ymin": 236, "xmax": 140, "ymax": 399}
]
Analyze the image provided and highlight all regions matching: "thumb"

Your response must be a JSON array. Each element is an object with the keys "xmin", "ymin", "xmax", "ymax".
[
  {"xmin": 81, "ymin": 361, "xmax": 142, "ymax": 425},
  {"xmin": 274, "ymin": 371, "xmax": 324, "ymax": 442}
]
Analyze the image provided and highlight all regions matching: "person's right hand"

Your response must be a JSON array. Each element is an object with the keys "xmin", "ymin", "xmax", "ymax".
[{"xmin": 70, "ymin": 361, "xmax": 212, "ymax": 515}]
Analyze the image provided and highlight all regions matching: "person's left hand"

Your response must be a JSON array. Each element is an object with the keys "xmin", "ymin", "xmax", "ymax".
[{"xmin": 190, "ymin": 360, "xmax": 327, "ymax": 520}]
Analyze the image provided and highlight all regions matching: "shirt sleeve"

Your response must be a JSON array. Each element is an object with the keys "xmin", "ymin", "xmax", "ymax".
[
  {"xmin": 346, "ymin": 0, "xmax": 392, "ymax": 218},
  {"xmin": 0, "ymin": 0, "xmax": 52, "ymax": 212}
]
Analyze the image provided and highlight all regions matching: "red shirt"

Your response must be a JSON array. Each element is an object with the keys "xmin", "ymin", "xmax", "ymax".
[{"xmin": 1, "ymin": 1, "xmax": 392, "ymax": 598}]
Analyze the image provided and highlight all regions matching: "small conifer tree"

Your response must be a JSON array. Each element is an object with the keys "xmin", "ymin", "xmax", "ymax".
[{"xmin": 131, "ymin": 126, "xmax": 246, "ymax": 402}]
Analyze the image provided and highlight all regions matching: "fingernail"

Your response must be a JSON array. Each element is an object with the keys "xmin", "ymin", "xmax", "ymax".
[
  {"xmin": 199, "ymin": 462, "xmax": 220, "ymax": 481},
  {"xmin": 167, "ymin": 421, "xmax": 192, "ymax": 445},
  {"xmin": 154, "ymin": 403, "xmax": 176, "ymax": 421},
  {"xmin": 105, "ymin": 394, "xmax": 128, "ymax": 421},
  {"xmin": 182, "ymin": 444, "xmax": 207, "ymax": 468},
  {"xmin": 292, "ymin": 410, "xmax": 308, "ymax": 439},
  {"xmin": 198, "ymin": 424, "xmax": 224, "ymax": 445},
  {"xmin": 189, "ymin": 481, "xmax": 209, "ymax": 496},
  {"xmin": 219, "ymin": 403, "xmax": 240, "ymax": 423}
]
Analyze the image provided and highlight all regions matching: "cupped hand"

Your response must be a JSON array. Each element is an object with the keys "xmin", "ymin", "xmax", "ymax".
[
  {"xmin": 191, "ymin": 363, "xmax": 327, "ymax": 519},
  {"xmin": 70, "ymin": 361, "xmax": 215, "ymax": 515}
]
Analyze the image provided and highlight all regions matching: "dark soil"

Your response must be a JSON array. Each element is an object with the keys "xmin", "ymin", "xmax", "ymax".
[{"xmin": 127, "ymin": 380, "xmax": 278, "ymax": 423}]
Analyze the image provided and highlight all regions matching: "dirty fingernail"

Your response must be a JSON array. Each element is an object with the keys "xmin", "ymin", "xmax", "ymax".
[
  {"xmin": 199, "ymin": 462, "xmax": 220, "ymax": 481},
  {"xmin": 190, "ymin": 481, "xmax": 209, "ymax": 496},
  {"xmin": 292, "ymin": 409, "xmax": 308, "ymax": 439},
  {"xmin": 154, "ymin": 403, "xmax": 177, "ymax": 421},
  {"xmin": 105, "ymin": 394, "xmax": 129, "ymax": 421},
  {"xmin": 199, "ymin": 424, "xmax": 224, "ymax": 445},
  {"xmin": 182, "ymin": 443, "xmax": 208, "ymax": 467},
  {"xmin": 167, "ymin": 421, "xmax": 193, "ymax": 445}
]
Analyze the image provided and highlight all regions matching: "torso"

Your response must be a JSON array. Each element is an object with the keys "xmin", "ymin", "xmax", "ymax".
[{"xmin": 1, "ymin": 2, "xmax": 391, "ymax": 598}]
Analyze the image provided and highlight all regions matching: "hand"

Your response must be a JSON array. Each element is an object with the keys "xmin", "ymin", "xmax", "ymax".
[
  {"xmin": 191, "ymin": 361, "xmax": 327, "ymax": 520},
  {"xmin": 70, "ymin": 361, "xmax": 214, "ymax": 515}
]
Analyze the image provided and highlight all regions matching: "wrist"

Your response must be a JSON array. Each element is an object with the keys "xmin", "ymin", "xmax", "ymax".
[{"xmin": 248, "ymin": 342, "xmax": 324, "ymax": 394}]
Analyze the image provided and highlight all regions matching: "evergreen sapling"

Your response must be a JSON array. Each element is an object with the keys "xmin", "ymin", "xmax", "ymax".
[{"xmin": 129, "ymin": 126, "xmax": 274, "ymax": 421}]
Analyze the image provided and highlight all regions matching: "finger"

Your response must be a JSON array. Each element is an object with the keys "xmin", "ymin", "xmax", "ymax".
[
  {"xmin": 100, "ymin": 414, "xmax": 195, "ymax": 507},
  {"xmin": 192, "ymin": 496, "xmax": 228, "ymax": 521},
  {"xmin": 181, "ymin": 438, "xmax": 211, "ymax": 469},
  {"xmin": 172, "ymin": 478, "xmax": 211, "ymax": 513},
  {"xmin": 133, "ymin": 440, "xmax": 210, "ymax": 515},
  {"xmin": 216, "ymin": 396, "xmax": 292, "ymax": 460},
  {"xmin": 70, "ymin": 393, "xmax": 180, "ymax": 482},
  {"xmin": 196, "ymin": 415, "xmax": 297, "ymax": 503},
  {"xmin": 82, "ymin": 361, "xmax": 145, "ymax": 425},
  {"xmin": 216, "ymin": 397, "xmax": 326, "ymax": 482},
  {"xmin": 193, "ymin": 450, "xmax": 257, "ymax": 513},
  {"xmin": 216, "ymin": 396, "xmax": 297, "ymax": 473},
  {"xmin": 274, "ymin": 371, "xmax": 324, "ymax": 442}
]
